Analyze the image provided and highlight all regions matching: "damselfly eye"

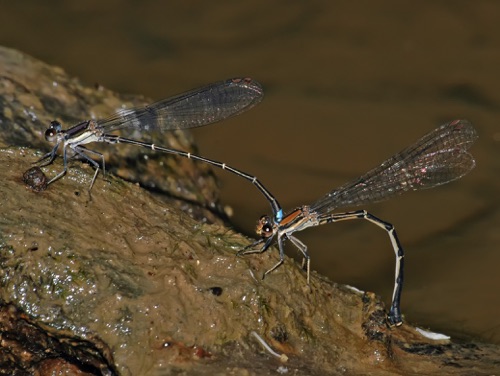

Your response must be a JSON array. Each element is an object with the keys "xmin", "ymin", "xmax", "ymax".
[
  {"xmin": 256, "ymin": 215, "xmax": 273, "ymax": 238},
  {"xmin": 45, "ymin": 121, "xmax": 62, "ymax": 142},
  {"xmin": 44, "ymin": 129, "xmax": 56, "ymax": 142},
  {"xmin": 50, "ymin": 120, "xmax": 62, "ymax": 132},
  {"xmin": 44, "ymin": 128, "xmax": 57, "ymax": 142}
]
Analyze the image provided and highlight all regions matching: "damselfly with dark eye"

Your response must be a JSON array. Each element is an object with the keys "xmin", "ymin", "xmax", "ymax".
[{"xmin": 35, "ymin": 77, "xmax": 281, "ymax": 214}]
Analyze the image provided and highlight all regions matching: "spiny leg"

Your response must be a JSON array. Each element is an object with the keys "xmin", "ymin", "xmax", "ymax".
[
  {"xmin": 237, "ymin": 236, "xmax": 274, "ymax": 256},
  {"xmin": 238, "ymin": 236, "xmax": 283, "ymax": 280},
  {"xmin": 262, "ymin": 234, "xmax": 287, "ymax": 281},
  {"xmin": 35, "ymin": 145, "xmax": 60, "ymax": 167},
  {"xmin": 46, "ymin": 144, "xmax": 105, "ymax": 192},
  {"xmin": 239, "ymin": 234, "xmax": 311, "ymax": 285},
  {"xmin": 320, "ymin": 210, "xmax": 404, "ymax": 326},
  {"xmin": 72, "ymin": 146, "xmax": 106, "ymax": 191},
  {"xmin": 287, "ymin": 235, "xmax": 311, "ymax": 285},
  {"xmin": 41, "ymin": 143, "xmax": 71, "ymax": 185}
]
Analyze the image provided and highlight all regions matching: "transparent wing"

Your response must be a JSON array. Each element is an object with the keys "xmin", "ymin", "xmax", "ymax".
[
  {"xmin": 310, "ymin": 120, "xmax": 477, "ymax": 214},
  {"xmin": 94, "ymin": 77, "xmax": 263, "ymax": 133}
]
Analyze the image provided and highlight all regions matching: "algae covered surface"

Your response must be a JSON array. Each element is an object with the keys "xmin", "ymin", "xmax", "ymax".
[
  {"xmin": 0, "ymin": 147, "xmax": 374, "ymax": 375},
  {"xmin": 0, "ymin": 46, "xmax": 500, "ymax": 375}
]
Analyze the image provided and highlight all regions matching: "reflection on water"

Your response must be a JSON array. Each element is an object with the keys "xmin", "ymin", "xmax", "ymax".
[{"xmin": 1, "ymin": 1, "xmax": 499, "ymax": 343}]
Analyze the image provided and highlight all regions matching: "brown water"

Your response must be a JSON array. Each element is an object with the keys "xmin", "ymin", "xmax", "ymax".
[{"xmin": 1, "ymin": 1, "xmax": 499, "ymax": 344}]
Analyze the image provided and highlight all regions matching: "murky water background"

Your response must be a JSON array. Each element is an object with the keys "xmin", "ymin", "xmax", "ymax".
[{"xmin": 1, "ymin": 1, "xmax": 499, "ymax": 344}]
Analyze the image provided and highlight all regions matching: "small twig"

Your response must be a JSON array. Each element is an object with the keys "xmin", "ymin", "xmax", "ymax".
[{"xmin": 250, "ymin": 331, "xmax": 288, "ymax": 362}]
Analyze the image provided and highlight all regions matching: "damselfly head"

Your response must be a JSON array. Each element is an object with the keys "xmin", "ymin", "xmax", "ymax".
[
  {"xmin": 45, "ymin": 121, "xmax": 62, "ymax": 142},
  {"xmin": 256, "ymin": 215, "xmax": 274, "ymax": 239}
]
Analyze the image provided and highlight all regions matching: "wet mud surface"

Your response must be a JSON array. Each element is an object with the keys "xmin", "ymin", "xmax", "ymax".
[
  {"xmin": 1, "ymin": 1, "xmax": 499, "ymax": 347},
  {"xmin": 0, "ymin": 46, "xmax": 499, "ymax": 375}
]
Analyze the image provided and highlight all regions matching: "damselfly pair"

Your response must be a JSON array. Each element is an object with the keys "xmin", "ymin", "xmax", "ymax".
[{"xmin": 35, "ymin": 78, "xmax": 478, "ymax": 326}]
